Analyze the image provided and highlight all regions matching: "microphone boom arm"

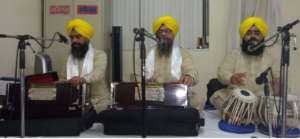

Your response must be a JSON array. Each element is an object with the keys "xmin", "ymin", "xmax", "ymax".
[{"xmin": 249, "ymin": 19, "xmax": 299, "ymax": 53}]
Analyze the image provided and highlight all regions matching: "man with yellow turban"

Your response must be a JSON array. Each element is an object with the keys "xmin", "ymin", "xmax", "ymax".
[
  {"xmin": 210, "ymin": 16, "xmax": 280, "ymax": 115},
  {"xmin": 60, "ymin": 18, "xmax": 110, "ymax": 131},
  {"xmin": 135, "ymin": 15, "xmax": 205, "ymax": 112}
]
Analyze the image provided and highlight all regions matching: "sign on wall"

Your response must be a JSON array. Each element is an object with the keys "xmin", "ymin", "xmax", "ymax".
[
  {"xmin": 77, "ymin": 5, "xmax": 98, "ymax": 15},
  {"xmin": 49, "ymin": 5, "xmax": 70, "ymax": 15}
]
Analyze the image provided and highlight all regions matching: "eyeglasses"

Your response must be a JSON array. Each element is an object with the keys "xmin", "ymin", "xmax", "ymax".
[
  {"xmin": 245, "ymin": 29, "xmax": 261, "ymax": 36},
  {"xmin": 157, "ymin": 29, "xmax": 172, "ymax": 34}
]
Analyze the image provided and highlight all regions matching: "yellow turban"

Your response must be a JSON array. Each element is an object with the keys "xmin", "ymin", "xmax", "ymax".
[
  {"xmin": 66, "ymin": 18, "xmax": 95, "ymax": 39},
  {"xmin": 152, "ymin": 15, "xmax": 179, "ymax": 36},
  {"xmin": 239, "ymin": 16, "xmax": 268, "ymax": 38}
]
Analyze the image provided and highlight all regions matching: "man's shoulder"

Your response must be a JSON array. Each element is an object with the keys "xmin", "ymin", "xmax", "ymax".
[
  {"xmin": 177, "ymin": 46, "xmax": 190, "ymax": 53},
  {"xmin": 223, "ymin": 48, "xmax": 242, "ymax": 57},
  {"xmin": 94, "ymin": 49, "xmax": 107, "ymax": 59}
]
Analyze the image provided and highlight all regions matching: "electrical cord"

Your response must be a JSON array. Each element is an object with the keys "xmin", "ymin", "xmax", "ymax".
[{"xmin": 132, "ymin": 34, "xmax": 141, "ymax": 99}]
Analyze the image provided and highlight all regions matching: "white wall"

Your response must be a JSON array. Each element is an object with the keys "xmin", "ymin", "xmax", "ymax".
[{"xmin": 0, "ymin": 0, "xmax": 41, "ymax": 76}]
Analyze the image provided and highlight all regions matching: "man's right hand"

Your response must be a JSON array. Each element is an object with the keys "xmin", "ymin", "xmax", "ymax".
[
  {"xmin": 230, "ymin": 73, "xmax": 246, "ymax": 86},
  {"xmin": 69, "ymin": 76, "xmax": 86, "ymax": 87}
]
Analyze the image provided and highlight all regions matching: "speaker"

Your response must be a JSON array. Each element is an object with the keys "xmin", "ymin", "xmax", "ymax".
[{"xmin": 111, "ymin": 26, "xmax": 122, "ymax": 82}]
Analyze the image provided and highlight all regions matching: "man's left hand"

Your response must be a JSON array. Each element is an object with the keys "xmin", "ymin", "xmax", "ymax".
[{"xmin": 179, "ymin": 75, "xmax": 194, "ymax": 87}]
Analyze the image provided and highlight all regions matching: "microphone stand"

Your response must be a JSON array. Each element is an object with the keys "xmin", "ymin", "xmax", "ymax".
[
  {"xmin": 134, "ymin": 28, "xmax": 147, "ymax": 138},
  {"xmin": 0, "ymin": 34, "xmax": 65, "ymax": 137},
  {"xmin": 246, "ymin": 19, "xmax": 299, "ymax": 137},
  {"xmin": 18, "ymin": 35, "xmax": 29, "ymax": 138},
  {"xmin": 133, "ymin": 27, "xmax": 158, "ymax": 137},
  {"xmin": 257, "ymin": 69, "xmax": 273, "ymax": 137},
  {"xmin": 279, "ymin": 26, "xmax": 291, "ymax": 138},
  {"xmin": 277, "ymin": 19, "xmax": 299, "ymax": 137}
]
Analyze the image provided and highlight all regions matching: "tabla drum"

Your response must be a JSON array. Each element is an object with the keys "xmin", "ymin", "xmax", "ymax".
[
  {"xmin": 219, "ymin": 88, "xmax": 257, "ymax": 133},
  {"xmin": 257, "ymin": 94, "xmax": 300, "ymax": 137}
]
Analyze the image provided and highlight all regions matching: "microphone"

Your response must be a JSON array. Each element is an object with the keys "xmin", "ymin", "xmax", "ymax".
[
  {"xmin": 133, "ymin": 28, "xmax": 141, "ymax": 34},
  {"xmin": 133, "ymin": 28, "xmax": 159, "ymax": 42},
  {"xmin": 0, "ymin": 34, "xmax": 7, "ymax": 38},
  {"xmin": 256, "ymin": 67, "xmax": 271, "ymax": 85},
  {"xmin": 57, "ymin": 32, "xmax": 68, "ymax": 44},
  {"xmin": 247, "ymin": 41, "xmax": 266, "ymax": 52},
  {"xmin": 247, "ymin": 43, "xmax": 257, "ymax": 52}
]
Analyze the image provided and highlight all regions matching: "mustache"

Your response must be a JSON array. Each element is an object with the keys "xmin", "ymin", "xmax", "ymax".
[{"xmin": 248, "ymin": 37, "xmax": 260, "ymax": 43}]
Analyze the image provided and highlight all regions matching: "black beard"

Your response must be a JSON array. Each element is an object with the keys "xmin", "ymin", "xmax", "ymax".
[
  {"xmin": 71, "ymin": 42, "xmax": 89, "ymax": 59},
  {"xmin": 241, "ymin": 39, "xmax": 265, "ymax": 56},
  {"xmin": 157, "ymin": 39, "xmax": 173, "ymax": 57}
]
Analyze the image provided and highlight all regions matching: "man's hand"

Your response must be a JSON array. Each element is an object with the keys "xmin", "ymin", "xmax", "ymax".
[
  {"xmin": 179, "ymin": 75, "xmax": 194, "ymax": 87},
  {"xmin": 230, "ymin": 73, "xmax": 246, "ymax": 86},
  {"xmin": 69, "ymin": 76, "xmax": 86, "ymax": 86}
]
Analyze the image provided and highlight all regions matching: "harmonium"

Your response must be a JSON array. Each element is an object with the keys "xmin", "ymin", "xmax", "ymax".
[
  {"xmin": 102, "ymin": 82, "xmax": 203, "ymax": 136},
  {"xmin": 0, "ymin": 72, "xmax": 88, "ymax": 136},
  {"xmin": 0, "ymin": 72, "xmax": 89, "ymax": 120},
  {"xmin": 111, "ymin": 82, "xmax": 189, "ymax": 109}
]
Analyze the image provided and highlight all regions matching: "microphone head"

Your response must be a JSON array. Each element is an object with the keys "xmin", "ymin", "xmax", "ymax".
[
  {"xmin": 247, "ymin": 43, "xmax": 256, "ymax": 52},
  {"xmin": 255, "ymin": 67, "xmax": 270, "ymax": 85},
  {"xmin": 255, "ymin": 76, "xmax": 264, "ymax": 85},
  {"xmin": 247, "ymin": 40, "xmax": 265, "ymax": 53},
  {"xmin": 57, "ymin": 32, "xmax": 69, "ymax": 44},
  {"xmin": 133, "ymin": 28, "xmax": 145, "ymax": 34},
  {"xmin": 133, "ymin": 27, "xmax": 158, "ymax": 42},
  {"xmin": 133, "ymin": 28, "xmax": 139, "ymax": 34},
  {"xmin": 0, "ymin": 34, "xmax": 7, "ymax": 38}
]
